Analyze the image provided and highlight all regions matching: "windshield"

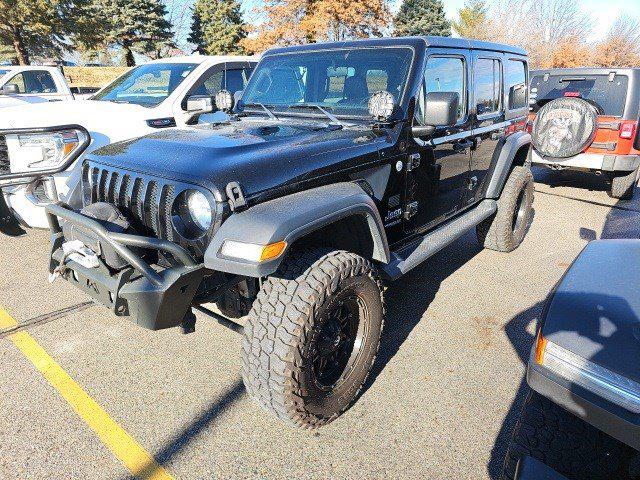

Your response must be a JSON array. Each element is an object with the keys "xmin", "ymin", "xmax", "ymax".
[
  {"xmin": 93, "ymin": 63, "xmax": 198, "ymax": 107},
  {"xmin": 240, "ymin": 47, "xmax": 414, "ymax": 117},
  {"xmin": 531, "ymin": 74, "xmax": 629, "ymax": 116}
]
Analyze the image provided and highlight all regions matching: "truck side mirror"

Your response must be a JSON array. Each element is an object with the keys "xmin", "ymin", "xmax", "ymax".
[
  {"xmin": 412, "ymin": 91, "xmax": 459, "ymax": 137},
  {"xmin": 0, "ymin": 84, "xmax": 19, "ymax": 95},
  {"xmin": 186, "ymin": 95, "xmax": 215, "ymax": 114}
]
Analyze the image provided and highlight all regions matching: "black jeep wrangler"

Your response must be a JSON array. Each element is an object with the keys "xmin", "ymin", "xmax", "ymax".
[{"xmin": 41, "ymin": 37, "xmax": 533, "ymax": 427}]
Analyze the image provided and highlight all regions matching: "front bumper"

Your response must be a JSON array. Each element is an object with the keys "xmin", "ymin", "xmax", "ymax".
[
  {"xmin": 532, "ymin": 150, "xmax": 640, "ymax": 173},
  {"xmin": 527, "ymin": 351, "xmax": 640, "ymax": 451},
  {"xmin": 46, "ymin": 203, "xmax": 206, "ymax": 330}
]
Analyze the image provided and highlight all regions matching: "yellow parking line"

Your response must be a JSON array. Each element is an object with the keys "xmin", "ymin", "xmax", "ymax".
[{"xmin": 0, "ymin": 308, "xmax": 174, "ymax": 480}]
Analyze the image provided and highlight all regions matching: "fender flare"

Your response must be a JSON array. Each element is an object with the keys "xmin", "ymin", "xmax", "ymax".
[
  {"xmin": 485, "ymin": 131, "xmax": 531, "ymax": 199},
  {"xmin": 204, "ymin": 182, "xmax": 390, "ymax": 277}
]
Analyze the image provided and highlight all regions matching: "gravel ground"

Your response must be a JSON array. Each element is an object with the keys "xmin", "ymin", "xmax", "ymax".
[{"xmin": 0, "ymin": 167, "xmax": 638, "ymax": 480}]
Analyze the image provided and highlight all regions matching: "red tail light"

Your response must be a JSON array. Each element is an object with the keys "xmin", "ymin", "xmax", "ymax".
[{"xmin": 620, "ymin": 121, "xmax": 636, "ymax": 139}]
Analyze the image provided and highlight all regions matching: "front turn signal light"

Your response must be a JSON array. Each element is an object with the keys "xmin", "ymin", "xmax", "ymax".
[{"xmin": 220, "ymin": 240, "xmax": 287, "ymax": 263}]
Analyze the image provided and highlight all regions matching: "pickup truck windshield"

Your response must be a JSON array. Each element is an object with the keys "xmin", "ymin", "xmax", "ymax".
[
  {"xmin": 240, "ymin": 47, "xmax": 414, "ymax": 117},
  {"xmin": 531, "ymin": 74, "xmax": 629, "ymax": 116},
  {"xmin": 94, "ymin": 63, "xmax": 198, "ymax": 107}
]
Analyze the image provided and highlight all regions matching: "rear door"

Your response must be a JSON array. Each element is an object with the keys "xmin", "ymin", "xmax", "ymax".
[{"xmin": 466, "ymin": 51, "xmax": 505, "ymax": 205}]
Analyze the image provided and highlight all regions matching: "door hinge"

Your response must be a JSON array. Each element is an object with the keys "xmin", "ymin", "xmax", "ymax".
[
  {"xmin": 404, "ymin": 201, "xmax": 418, "ymax": 220},
  {"xmin": 407, "ymin": 153, "xmax": 421, "ymax": 171},
  {"xmin": 468, "ymin": 176, "xmax": 478, "ymax": 190}
]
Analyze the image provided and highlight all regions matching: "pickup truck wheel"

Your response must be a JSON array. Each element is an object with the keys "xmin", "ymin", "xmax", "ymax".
[
  {"xmin": 241, "ymin": 249, "xmax": 384, "ymax": 428},
  {"xmin": 501, "ymin": 389, "xmax": 634, "ymax": 480},
  {"xmin": 477, "ymin": 166, "xmax": 534, "ymax": 252},
  {"xmin": 607, "ymin": 168, "xmax": 638, "ymax": 200}
]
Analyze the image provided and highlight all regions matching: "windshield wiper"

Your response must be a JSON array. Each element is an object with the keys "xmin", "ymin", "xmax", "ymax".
[
  {"xmin": 242, "ymin": 102, "xmax": 278, "ymax": 120},
  {"xmin": 286, "ymin": 104, "xmax": 348, "ymax": 128}
]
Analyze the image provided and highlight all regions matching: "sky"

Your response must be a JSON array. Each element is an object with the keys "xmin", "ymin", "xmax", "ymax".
[{"xmin": 166, "ymin": 0, "xmax": 640, "ymax": 50}]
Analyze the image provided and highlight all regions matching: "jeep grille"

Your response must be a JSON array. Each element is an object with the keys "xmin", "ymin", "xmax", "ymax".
[
  {"xmin": 82, "ymin": 162, "xmax": 215, "ymax": 260},
  {"xmin": 0, "ymin": 136, "xmax": 9, "ymax": 175}
]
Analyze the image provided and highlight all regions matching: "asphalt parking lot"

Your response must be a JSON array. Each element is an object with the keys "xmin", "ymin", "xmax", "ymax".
[{"xmin": 1, "ymin": 167, "xmax": 639, "ymax": 480}]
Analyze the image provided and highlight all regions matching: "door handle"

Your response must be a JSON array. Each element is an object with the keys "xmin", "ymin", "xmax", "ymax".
[{"xmin": 453, "ymin": 139, "xmax": 474, "ymax": 151}]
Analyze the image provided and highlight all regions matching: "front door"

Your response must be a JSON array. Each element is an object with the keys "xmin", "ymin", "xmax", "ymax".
[{"xmin": 404, "ymin": 50, "xmax": 473, "ymax": 235}]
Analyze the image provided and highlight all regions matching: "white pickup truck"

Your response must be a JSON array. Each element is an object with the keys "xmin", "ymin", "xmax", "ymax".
[
  {"xmin": 0, "ymin": 55, "xmax": 258, "ymax": 229},
  {"xmin": 0, "ymin": 66, "xmax": 91, "ymax": 108}
]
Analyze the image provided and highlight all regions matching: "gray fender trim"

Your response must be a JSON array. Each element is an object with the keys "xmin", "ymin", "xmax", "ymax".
[
  {"xmin": 485, "ymin": 132, "xmax": 531, "ymax": 199},
  {"xmin": 204, "ymin": 182, "xmax": 390, "ymax": 277}
]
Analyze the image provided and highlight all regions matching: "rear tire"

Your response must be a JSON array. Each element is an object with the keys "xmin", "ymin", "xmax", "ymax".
[
  {"xmin": 502, "ymin": 389, "xmax": 635, "ymax": 480},
  {"xmin": 477, "ymin": 166, "xmax": 534, "ymax": 252},
  {"xmin": 608, "ymin": 168, "xmax": 638, "ymax": 200},
  {"xmin": 241, "ymin": 248, "xmax": 384, "ymax": 428}
]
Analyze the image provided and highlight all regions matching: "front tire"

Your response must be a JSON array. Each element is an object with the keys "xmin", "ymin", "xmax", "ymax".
[
  {"xmin": 502, "ymin": 389, "xmax": 635, "ymax": 480},
  {"xmin": 241, "ymin": 249, "xmax": 384, "ymax": 428},
  {"xmin": 477, "ymin": 165, "xmax": 534, "ymax": 252}
]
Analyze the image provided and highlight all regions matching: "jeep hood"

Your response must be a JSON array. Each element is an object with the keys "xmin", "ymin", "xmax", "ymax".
[{"xmin": 89, "ymin": 120, "xmax": 390, "ymax": 200}]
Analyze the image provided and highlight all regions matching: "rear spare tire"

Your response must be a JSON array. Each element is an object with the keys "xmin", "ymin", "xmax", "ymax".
[{"xmin": 532, "ymin": 97, "xmax": 598, "ymax": 158}]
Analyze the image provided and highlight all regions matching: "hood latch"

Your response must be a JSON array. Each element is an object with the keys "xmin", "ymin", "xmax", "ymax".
[{"xmin": 226, "ymin": 181, "xmax": 247, "ymax": 211}]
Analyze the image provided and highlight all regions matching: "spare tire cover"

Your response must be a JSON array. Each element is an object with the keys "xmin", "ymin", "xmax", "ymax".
[{"xmin": 532, "ymin": 97, "xmax": 598, "ymax": 158}]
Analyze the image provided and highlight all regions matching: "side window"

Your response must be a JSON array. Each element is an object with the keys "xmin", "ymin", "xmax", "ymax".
[
  {"xmin": 418, "ymin": 56, "xmax": 466, "ymax": 123},
  {"xmin": 9, "ymin": 71, "xmax": 58, "ymax": 94},
  {"xmin": 505, "ymin": 59, "xmax": 527, "ymax": 110},
  {"xmin": 193, "ymin": 68, "xmax": 253, "ymax": 97},
  {"xmin": 474, "ymin": 58, "xmax": 501, "ymax": 116},
  {"xmin": 6, "ymin": 73, "xmax": 26, "ymax": 93}
]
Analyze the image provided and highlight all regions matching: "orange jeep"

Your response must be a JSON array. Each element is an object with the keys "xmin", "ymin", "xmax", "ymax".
[{"xmin": 529, "ymin": 68, "xmax": 640, "ymax": 199}]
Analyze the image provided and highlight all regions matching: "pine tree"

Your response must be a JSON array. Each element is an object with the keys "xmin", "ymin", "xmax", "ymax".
[
  {"xmin": 95, "ymin": 0, "xmax": 174, "ymax": 66},
  {"xmin": 189, "ymin": 0, "xmax": 247, "ymax": 55},
  {"xmin": 452, "ymin": 0, "xmax": 488, "ymax": 39},
  {"xmin": 394, "ymin": 0, "xmax": 451, "ymax": 37},
  {"xmin": 0, "ymin": 0, "xmax": 100, "ymax": 65}
]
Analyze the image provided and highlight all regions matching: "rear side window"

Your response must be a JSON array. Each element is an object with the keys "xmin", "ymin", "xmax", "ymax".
[
  {"xmin": 530, "ymin": 74, "xmax": 629, "ymax": 116},
  {"xmin": 474, "ymin": 58, "xmax": 501, "ymax": 115},
  {"xmin": 506, "ymin": 60, "xmax": 527, "ymax": 110}
]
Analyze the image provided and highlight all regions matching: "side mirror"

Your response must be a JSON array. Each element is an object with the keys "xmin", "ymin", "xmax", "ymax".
[
  {"xmin": 509, "ymin": 83, "xmax": 527, "ymax": 110},
  {"xmin": 412, "ymin": 91, "xmax": 459, "ymax": 137},
  {"xmin": 186, "ymin": 95, "xmax": 214, "ymax": 114},
  {"xmin": 1, "ymin": 84, "xmax": 19, "ymax": 95}
]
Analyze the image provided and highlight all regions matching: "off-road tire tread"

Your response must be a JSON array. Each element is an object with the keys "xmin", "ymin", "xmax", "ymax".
[
  {"xmin": 241, "ymin": 248, "xmax": 384, "ymax": 428},
  {"xmin": 608, "ymin": 168, "xmax": 638, "ymax": 200},
  {"xmin": 501, "ymin": 389, "xmax": 632, "ymax": 480},
  {"xmin": 477, "ymin": 166, "xmax": 534, "ymax": 252}
]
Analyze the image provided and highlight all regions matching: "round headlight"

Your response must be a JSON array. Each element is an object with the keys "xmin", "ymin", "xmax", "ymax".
[
  {"xmin": 172, "ymin": 189, "xmax": 213, "ymax": 239},
  {"xmin": 187, "ymin": 191, "xmax": 212, "ymax": 231}
]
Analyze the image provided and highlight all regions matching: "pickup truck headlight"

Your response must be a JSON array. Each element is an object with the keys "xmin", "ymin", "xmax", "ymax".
[
  {"xmin": 535, "ymin": 333, "xmax": 640, "ymax": 413},
  {"xmin": 5, "ymin": 128, "xmax": 89, "ymax": 174}
]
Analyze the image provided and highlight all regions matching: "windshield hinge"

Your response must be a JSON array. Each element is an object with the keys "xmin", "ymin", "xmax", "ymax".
[{"xmin": 226, "ymin": 181, "xmax": 247, "ymax": 211}]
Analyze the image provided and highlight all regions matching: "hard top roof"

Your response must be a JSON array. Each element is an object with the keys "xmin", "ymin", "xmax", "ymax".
[
  {"xmin": 265, "ymin": 36, "xmax": 527, "ymax": 57},
  {"xmin": 532, "ymin": 67, "xmax": 640, "ymax": 78}
]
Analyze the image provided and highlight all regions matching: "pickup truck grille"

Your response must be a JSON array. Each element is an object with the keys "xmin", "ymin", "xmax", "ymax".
[
  {"xmin": 82, "ymin": 162, "xmax": 215, "ymax": 260},
  {"xmin": 0, "ymin": 136, "xmax": 9, "ymax": 175}
]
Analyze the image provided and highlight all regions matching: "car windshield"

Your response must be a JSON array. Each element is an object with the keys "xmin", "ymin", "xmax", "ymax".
[
  {"xmin": 240, "ymin": 46, "xmax": 414, "ymax": 118},
  {"xmin": 93, "ymin": 62, "xmax": 198, "ymax": 107},
  {"xmin": 531, "ymin": 74, "xmax": 629, "ymax": 116}
]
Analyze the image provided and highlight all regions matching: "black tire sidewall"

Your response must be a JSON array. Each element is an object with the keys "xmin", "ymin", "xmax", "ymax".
[
  {"xmin": 301, "ymin": 274, "xmax": 383, "ymax": 417},
  {"xmin": 510, "ymin": 173, "xmax": 534, "ymax": 245}
]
